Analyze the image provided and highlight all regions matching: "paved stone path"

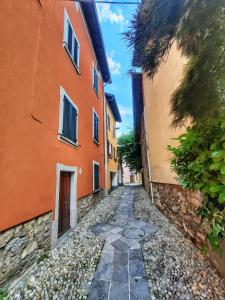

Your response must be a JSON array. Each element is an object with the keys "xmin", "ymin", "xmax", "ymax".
[{"xmin": 88, "ymin": 186, "xmax": 158, "ymax": 300}]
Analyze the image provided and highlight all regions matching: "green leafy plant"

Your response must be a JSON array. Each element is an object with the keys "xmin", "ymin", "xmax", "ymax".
[
  {"xmin": 0, "ymin": 289, "xmax": 8, "ymax": 300},
  {"xmin": 168, "ymin": 115, "xmax": 225, "ymax": 250},
  {"xmin": 118, "ymin": 130, "xmax": 142, "ymax": 173},
  {"xmin": 125, "ymin": 0, "xmax": 225, "ymax": 127},
  {"xmin": 37, "ymin": 252, "xmax": 49, "ymax": 264}
]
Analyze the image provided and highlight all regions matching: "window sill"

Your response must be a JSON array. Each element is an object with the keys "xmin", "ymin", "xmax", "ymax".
[
  {"xmin": 93, "ymin": 139, "xmax": 100, "ymax": 145},
  {"xmin": 63, "ymin": 43, "xmax": 81, "ymax": 76},
  {"xmin": 93, "ymin": 189, "xmax": 100, "ymax": 193},
  {"xmin": 58, "ymin": 135, "xmax": 78, "ymax": 149}
]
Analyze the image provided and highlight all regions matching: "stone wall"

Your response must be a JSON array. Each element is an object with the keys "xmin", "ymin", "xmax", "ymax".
[
  {"xmin": 77, "ymin": 190, "xmax": 104, "ymax": 223},
  {"xmin": 152, "ymin": 182, "xmax": 225, "ymax": 277},
  {"xmin": 0, "ymin": 212, "xmax": 52, "ymax": 287}
]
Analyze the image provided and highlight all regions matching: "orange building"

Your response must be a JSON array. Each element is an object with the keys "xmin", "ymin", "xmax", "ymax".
[{"xmin": 0, "ymin": 0, "xmax": 111, "ymax": 285}]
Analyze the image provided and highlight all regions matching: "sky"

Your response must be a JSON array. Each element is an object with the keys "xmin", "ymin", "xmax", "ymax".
[{"xmin": 96, "ymin": 2, "xmax": 138, "ymax": 136}]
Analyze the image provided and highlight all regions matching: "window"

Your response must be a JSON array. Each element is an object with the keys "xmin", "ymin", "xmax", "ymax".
[
  {"xmin": 93, "ymin": 110, "xmax": 99, "ymax": 143},
  {"xmin": 93, "ymin": 67, "xmax": 99, "ymax": 96},
  {"xmin": 107, "ymin": 113, "xmax": 110, "ymax": 130},
  {"xmin": 114, "ymin": 148, "xmax": 117, "ymax": 160},
  {"xmin": 59, "ymin": 87, "xmax": 78, "ymax": 146},
  {"xmin": 93, "ymin": 161, "xmax": 100, "ymax": 192},
  {"xmin": 113, "ymin": 125, "xmax": 116, "ymax": 138},
  {"xmin": 108, "ymin": 141, "xmax": 112, "ymax": 158},
  {"xmin": 63, "ymin": 10, "xmax": 80, "ymax": 71}
]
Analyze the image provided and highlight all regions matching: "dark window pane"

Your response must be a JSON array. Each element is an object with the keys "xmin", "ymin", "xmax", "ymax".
[
  {"xmin": 62, "ymin": 96, "xmax": 77, "ymax": 144},
  {"xmin": 67, "ymin": 23, "xmax": 73, "ymax": 55}
]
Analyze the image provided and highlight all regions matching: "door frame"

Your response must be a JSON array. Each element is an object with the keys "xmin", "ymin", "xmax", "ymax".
[{"xmin": 52, "ymin": 163, "xmax": 78, "ymax": 246}]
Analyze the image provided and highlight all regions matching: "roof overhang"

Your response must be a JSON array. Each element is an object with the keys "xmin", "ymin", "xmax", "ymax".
[
  {"xmin": 80, "ymin": 2, "xmax": 111, "ymax": 84},
  {"xmin": 105, "ymin": 93, "xmax": 122, "ymax": 123}
]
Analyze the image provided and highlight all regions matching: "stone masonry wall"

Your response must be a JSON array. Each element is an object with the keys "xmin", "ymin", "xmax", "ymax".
[
  {"xmin": 152, "ymin": 182, "xmax": 225, "ymax": 277},
  {"xmin": 77, "ymin": 190, "xmax": 104, "ymax": 223},
  {"xmin": 0, "ymin": 212, "xmax": 52, "ymax": 287}
]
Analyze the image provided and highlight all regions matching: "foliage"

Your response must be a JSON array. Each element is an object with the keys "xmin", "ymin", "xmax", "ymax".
[
  {"xmin": 118, "ymin": 131, "xmax": 142, "ymax": 174},
  {"xmin": 125, "ymin": 0, "xmax": 225, "ymax": 127},
  {"xmin": 0, "ymin": 289, "xmax": 8, "ymax": 300},
  {"xmin": 168, "ymin": 115, "xmax": 225, "ymax": 250},
  {"xmin": 37, "ymin": 252, "xmax": 49, "ymax": 264}
]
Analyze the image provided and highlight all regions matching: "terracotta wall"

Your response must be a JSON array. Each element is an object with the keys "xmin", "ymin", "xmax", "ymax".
[
  {"xmin": 142, "ymin": 43, "xmax": 187, "ymax": 184},
  {"xmin": 0, "ymin": 1, "xmax": 105, "ymax": 231}
]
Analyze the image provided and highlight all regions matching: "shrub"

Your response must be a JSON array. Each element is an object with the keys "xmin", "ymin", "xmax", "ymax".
[{"xmin": 168, "ymin": 115, "xmax": 225, "ymax": 250}]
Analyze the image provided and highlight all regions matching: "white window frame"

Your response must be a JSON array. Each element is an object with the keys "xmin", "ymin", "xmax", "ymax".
[
  {"xmin": 63, "ymin": 9, "xmax": 80, "ymax": 72},
  {"xmin": 52, "ymin": 163, "xmax": 78, "ymax": 246},
  {"xmin": 58, "ymin": 86, "xmax": 79, "ymax": 148},
  {"xmin": 74, "ymin": 1, "xmax": 79, "ymax": 10},
  {"xmin": 92, "ymin": 65, "xmax": 99, "ymax": 97},
  {"xmin": 93, "ymin": 108, "xmax": 99, "ymax": 144},
  {"xmin": 93, "ymin": 161, "xmax": 100, "ymax": 192}
]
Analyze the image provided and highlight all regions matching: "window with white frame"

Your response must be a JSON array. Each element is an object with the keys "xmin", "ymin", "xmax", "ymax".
[
  {"xmin": 59, "ymin": 87, "xmax": 78, "ymax": 146},
  {"xmin": 93, "ymin": 67, "xmax": 99, "ymax": 96},
  {"xmin": 63, "ymin": 10, "xmax": 80, "ymax": 70},
  {"xmin": 93, "ymin": 161, "xmax": 100, "ymax": 192},
  {"xmin": 93, "ymin": 110, "xmax": 99, "ymax": 143}
]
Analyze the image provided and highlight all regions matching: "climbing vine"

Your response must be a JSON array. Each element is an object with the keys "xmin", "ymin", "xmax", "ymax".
[{"xmin": 168, "ymin": 115, "xmax": 225, "ymax": 250}]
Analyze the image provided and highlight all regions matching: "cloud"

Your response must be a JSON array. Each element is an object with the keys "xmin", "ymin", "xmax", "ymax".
[
  {"xmin": 97, "ymin": 3, "xmax": 124, "ymax": 24},
  {"xmin": 107, "ymin": 52, "xmax": 121, "ymax": 75},
  {"xmin": 118, "ymin": 105, "xmax": 132, "ymax": 116}
]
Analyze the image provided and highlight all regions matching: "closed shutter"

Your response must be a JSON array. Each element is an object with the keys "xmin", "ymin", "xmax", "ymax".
[
  {"xmin": 70, "ymin": 106, "xmax": 77, "ymax": 143},
  {"xmin": 73, "ymin": 38, "xmax": 78, "ymax": 66},
  {"xmin": 93, "ymin": 69, "xmax": 98, "ymax": 95},
  {"xmin": 63, "ymin": 96, "xmax": 70, "ymax": 139},
  {"xmin": 62, "ymin": 96, "xmax": 77, "ymax": 144},
  {"xmin": 94, "ymin": 113, "xmax": 99, "ymax": 142},
  {"xmin": 94, "ymin": 164, "xmax": 100, "ymax": 191},
  {"xmin": 67, "ymin": 23, "xmax": 73, "ymax": 55}
]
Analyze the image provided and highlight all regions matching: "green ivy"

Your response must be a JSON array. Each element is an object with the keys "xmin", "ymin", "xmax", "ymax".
[{"xmin": 168, "ymin": 115, "xmax": 225, "ymax": 250}]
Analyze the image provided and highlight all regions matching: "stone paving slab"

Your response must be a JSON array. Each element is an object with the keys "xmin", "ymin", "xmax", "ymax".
[{"xmin": 88, "ymin": 186, "xmax": 158, "ymax": 300}]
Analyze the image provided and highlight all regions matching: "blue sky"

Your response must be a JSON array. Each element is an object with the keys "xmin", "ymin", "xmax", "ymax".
[{"xmin": 96, "ymin": 2, "xmax": 137, "ymax": 136}]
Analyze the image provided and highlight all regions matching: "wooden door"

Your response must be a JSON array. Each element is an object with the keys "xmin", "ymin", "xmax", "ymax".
[{"xmin": 58, "ymin": 172, "xmax": 71, "ymax": 237}]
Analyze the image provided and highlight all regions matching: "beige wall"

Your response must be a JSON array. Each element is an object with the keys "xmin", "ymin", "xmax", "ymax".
[{"xmin": 143, "ymin": 43, "xmax": 187, "ymax": 184}]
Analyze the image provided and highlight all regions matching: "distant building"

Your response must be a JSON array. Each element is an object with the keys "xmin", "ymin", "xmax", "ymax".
[
  {"xmin": 105, "ymin": 93, "xmax": 122, "ymax": 192},
  {"xmin": 123, "ymin": 164, "xmax": 142, "ymax": 184}
]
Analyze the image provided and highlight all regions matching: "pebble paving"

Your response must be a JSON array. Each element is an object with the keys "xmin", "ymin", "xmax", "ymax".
[{"xmin": 88, "ymin": 186, "xmax": 158, "ymax": 300}]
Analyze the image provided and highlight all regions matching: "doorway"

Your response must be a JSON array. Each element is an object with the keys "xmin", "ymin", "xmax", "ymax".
[{"xmin": 58, "ymin": 172, "xmax": 71, "ymax": 237}]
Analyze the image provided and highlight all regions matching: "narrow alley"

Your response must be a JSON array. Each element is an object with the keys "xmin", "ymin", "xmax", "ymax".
[{"xmin": 7, "ymin": 186, "xmax": 225, "ymax": 300}]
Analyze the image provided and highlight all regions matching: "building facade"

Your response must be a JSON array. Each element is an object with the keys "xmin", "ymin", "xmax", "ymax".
[
  {"xmin": 105, "ymin": 93, "xmax": 122, "ymax": 192},
  {"xmin": 0, "ymin": 0, "xmax": 111, "ymax": 285},
  {"xmin": 132, "ymin": 43, "xmax": 225, "ymax": 277}
]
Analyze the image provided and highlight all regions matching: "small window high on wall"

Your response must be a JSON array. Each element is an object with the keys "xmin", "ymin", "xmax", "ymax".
[
  {"xmin": 93, "ymin": 67, "xmax": 99, "ymax": 96},
  {"xmin": 63, "ymin": 10, "xmax": 80, "ymax": 71}
]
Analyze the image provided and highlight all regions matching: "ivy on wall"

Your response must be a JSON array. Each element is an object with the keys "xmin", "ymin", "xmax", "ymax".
[{"xmin": 168, "ymin": 116, "xmax": 225, "ymax": 250}]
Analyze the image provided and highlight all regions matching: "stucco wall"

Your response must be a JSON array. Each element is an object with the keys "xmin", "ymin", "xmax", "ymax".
[
  {"xmin": 142, "ymin": 43, "xmax": 187, "ymax": 184},
  {"xmin": 0, "ymin": 1, "xmax": 105, "ymax": 231},
  {"xmin": 106, "ymin": 103, "xmax": 119, "ymax": 190}
]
